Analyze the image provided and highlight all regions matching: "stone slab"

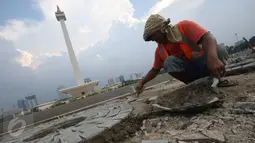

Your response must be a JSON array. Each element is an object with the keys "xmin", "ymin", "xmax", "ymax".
[
  {"xmin": 2, "ymin": 101, "xmax": 134, "ymax": 143},
  {"xmin": 142, "ymin": 140, "xmax": 169, "ymax": 143}
]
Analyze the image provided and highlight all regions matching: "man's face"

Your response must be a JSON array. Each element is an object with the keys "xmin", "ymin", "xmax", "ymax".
[{"xmin": 150, "ymin": 30, "xmax": 168, "ymax": 44}]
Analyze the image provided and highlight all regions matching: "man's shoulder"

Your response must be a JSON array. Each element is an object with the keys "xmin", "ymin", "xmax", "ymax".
[{"xmin": 178, "ymin": 20, "xmax": 199, "ymax": 28}]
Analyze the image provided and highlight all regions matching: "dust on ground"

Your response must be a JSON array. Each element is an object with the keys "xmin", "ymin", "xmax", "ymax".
[{"xmin": 123, "ymin": 72, "xmax": 255, "ymax": 143}]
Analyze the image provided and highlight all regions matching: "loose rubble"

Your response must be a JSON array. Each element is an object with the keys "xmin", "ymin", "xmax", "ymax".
[{"xmin": 123, "ymin": 72, "xmax": 255, "ymax": 143}]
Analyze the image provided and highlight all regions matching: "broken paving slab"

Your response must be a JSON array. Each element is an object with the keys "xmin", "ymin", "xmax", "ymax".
[
  {"xmin": 3, "ymin": 101, "xmax": 135, "ymax": 143},
  {"xmin": 233, "ymin": 102, "xmax": 255, "ymax": 110},
  {"xmin": 201, "ymin": 130, "xmax": 226, "ymax": 143},
  {"xmin": 153, "ymin": 77, "xmax": 224, "ymax": 113},
  {"xmin": 142, "ymin": 140, "xmax": 169, "ymax": 143},
  {"xmin": 231, "ymin": 102, "xmax": 255, "ymax": 114}
]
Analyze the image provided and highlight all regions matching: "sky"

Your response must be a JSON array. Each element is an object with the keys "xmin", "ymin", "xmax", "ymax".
[{"xmin": 0, "ymin": 0, "xmax": 254, "ymax": 109}]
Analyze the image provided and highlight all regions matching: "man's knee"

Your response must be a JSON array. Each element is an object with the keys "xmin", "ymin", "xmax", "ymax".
[
  {"xmin": 217, "ymin": 45, "xmax": 229, "ymax": 65},
  {"xmin": 163, "ymin": 56, "xmax": 185, "ymax": 73}
]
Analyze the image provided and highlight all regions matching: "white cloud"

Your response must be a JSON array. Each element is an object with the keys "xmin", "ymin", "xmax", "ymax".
[
  {"xmin": 141, "ymin": 0, "xmax": 179, "ymax": 21},
  {"xmin": 16, "ymin": 49, "xmax": 34, "ymax": 67},
  {"xmin": 96, "ymin": 54, "xmax": 101, "ymax": 58},
  {"xmin": 40, "ymin": 52, "xmax": 62, "ymax": 57},
  {"xmin": 0, "ymin": 0, "xmax": 139, "ymax": 69},
  {"xmin": 78, "ymin": 26, "xmax": 92, "ymax": 33}
]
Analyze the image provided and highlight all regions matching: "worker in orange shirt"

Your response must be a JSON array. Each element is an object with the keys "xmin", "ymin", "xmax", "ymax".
[{"xmin": 135, "ymin": 14, "xmax": 234, "ymax": 95}]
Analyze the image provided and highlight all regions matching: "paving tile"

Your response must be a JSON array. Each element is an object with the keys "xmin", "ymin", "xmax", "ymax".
[
  {"xmin": 106, "ymin": 106, "xmax": 121, "ymax": 117},
  {"xmin": 97, "ymin": 119, "xmax": 121, "ymax": 128},
  {"xmin": 97, "ymin": 109, "xmax": 110, "ymax": 118},
  {"xmin": 142, "ymin": 140, "xmax": 169, "ymax": 143}
]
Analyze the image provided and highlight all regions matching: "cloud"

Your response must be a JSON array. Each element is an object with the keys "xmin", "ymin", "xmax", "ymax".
[
  {"xmin": 0, "ymin": 0, "xmax": 139, "ymax": 69},
  {"xmin": 96, "ymin": 54, "xmax": 101, "ymax": 58},
  {"xmin": 16, "ymin": 49, "xmax": 34, "ymax": 67},
  {"xmin": 0, "ymin": 39, "xmax": 39, "ymax": 108}
]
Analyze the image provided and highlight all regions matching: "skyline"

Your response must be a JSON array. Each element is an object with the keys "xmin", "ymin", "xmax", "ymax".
[{"xmin": 0, "ymin": 0, "xmax": 255, "ymax": 109}]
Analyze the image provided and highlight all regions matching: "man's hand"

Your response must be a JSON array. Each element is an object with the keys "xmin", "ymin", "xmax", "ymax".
[
  {"xmin": 207, "ymin": 55, "xmax": 225, "ymax": 78},
  {"xmin": 135, "ymin": 82, "xmax": 144, "ymax": 95}
]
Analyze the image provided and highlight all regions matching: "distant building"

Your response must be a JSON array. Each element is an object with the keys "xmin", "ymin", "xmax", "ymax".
[
  {"xmin": 130, "ymin": 73, "xmax": 143, "ymax": 80},
  {"xmin": 115, "ymin": 77, "xmax": 120, "ymax": 83},
  {"xmin": 115, "ymin": 75, "xmax": 125, "ymax": 83},
  {"xmin": 235, "ymin": 40, "xmax": 244, "ymax": 46},
  {"xmin": 130, "ymin": 74, "xmax": 137, "ymax": 80},
  {"xmin": 108, "ymin": 78, "xmax": 114, "ymax": 85},
  {"xmin": 119, "ymin": 75, "xmax": 125, "ymax": 82},
  {"xmin": 25, "ymin": 95, "xmax": 38, "ymax": 108},
  {"xmin": 84, "ymin": 78, "xmax": 92, "ymax": 83},
  {"xmin": 136, "ymin": 73, "xmax": 143, "ymax": 79},
  {"xmin": 219, "ymin": 43, "xmax": 225, "ymax": 46},
  {"xmin": 17, "ymin": 99, "xmax": 28, "ymax": 109}
]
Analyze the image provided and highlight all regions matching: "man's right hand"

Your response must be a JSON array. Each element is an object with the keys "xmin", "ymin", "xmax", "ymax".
[{"xmin": 135, "ymin": 82, "xmax": 144, "ymax": 95}]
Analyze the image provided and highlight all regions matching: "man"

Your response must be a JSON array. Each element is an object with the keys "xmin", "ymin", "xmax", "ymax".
[{"xmin": 135, "ymin": 14, "xmax": 234, "ymax": 95}]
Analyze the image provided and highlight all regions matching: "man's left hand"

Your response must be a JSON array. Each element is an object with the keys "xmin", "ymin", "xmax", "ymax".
[{"xmin": 207, "ymin": 56, "xmax": 225, "ymax": 78}]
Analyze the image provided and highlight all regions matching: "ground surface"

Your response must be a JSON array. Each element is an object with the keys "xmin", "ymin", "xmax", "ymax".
[
  {"xmin": 0, "ymin": 74, "xmax": 171, "ymax": 134},
  {"xmin": 122, "ymin": 72, "xmax": 255, "ymax": 143},
  {"xmin": 1, "ymin": 66, "xmax": 254, "ymax": 143}
]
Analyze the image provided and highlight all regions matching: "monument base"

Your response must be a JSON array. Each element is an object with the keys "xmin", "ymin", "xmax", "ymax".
[{"xmin": 59, "ymin": 81, "xmax": 100, "ymax": 98}]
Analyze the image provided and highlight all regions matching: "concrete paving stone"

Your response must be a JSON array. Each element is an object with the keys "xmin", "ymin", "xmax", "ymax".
[
  {"xmin": 201, "ymin": 130, "xmax": 226, "ymax": 143},
  {"xmin": 97, "ymin": 119, "xmax": 121, "ymax": 128},
  {"xmin": 119, "ymin": 103, "xmax": 133, "ymax": 113},
  {"xmin": 54, "ymin": 130, "xmax": 83, "ymax": 143},
  {"xmin": 148, "ymin": 96, "xmax": 159, "ymax": 101},
  {"xmin": 176, "ymin": 132, "xmax": 209, "ymax": 141},
  {"xmin": 142, "ymin": 140, "xmax": 169, "ymax": 143},
  {"xmin": 131, "ymin": 102, "xmax": 152, "ymax": 117},
  {"xmin": 76, "ymin": 123, "xmax": 105, "ymax": 139},
  {"xmin": 85, "ymin": 118, "xmax": 105, "ymax": 124},
  {"xmin": 106, "ymin": 106, "xmax": 121, "ymax": 117},
  {"xmin": 233, "ymin": 102, "xmax": 255, "ymax": 110},
  {"xmin": 83, "ymin": 111, "xmax": 99, "ymax": 121},
  {"xmin": 165, "ymin": 130, "xmax": 185, "ymax": 136},
  {"xmin": 96, "ymin": 109, "xmax": 110, "ymax": 118},
  {"xmin": 111, "ymin": 112, "xmax": 130, "ymax": 120},
  {"xmin": 126, "ymin": 96, "xmax": 138, "ymax": 102}
]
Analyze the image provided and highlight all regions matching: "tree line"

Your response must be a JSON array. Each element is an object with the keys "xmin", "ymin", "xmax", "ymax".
[{"xmin": 226, "ymin": 36, "xmax": 255, "ymax": 54}]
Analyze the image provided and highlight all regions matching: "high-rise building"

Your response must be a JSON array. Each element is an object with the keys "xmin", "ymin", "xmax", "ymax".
[
  {"xmin": 115, "ymin": 77, "xmax": 120, "ymax": 83},
  {"xmin": 17, "ymin": 99, "xmax": 28, "ymax": 109},
  {"xmin": 130, "ymin": 73, "xmax": 143, "ymax": 80},
  {"xmin": 119, "ymin": 75, "xmax": 125, "ymax": 82},
  {"xmin": 108, "ymin": 78, "xmax": 114, "ymax": 86},
  {"xmin": 25, "ymin": 95, "xmax": 38, "ymax": 108},
  {"xmin": 136, "ymin": 73, "xmax": 143, "ymax": 79},
  {"xmin": 115, "ymin": 75, "xmax": 125, "ymax": 83}
]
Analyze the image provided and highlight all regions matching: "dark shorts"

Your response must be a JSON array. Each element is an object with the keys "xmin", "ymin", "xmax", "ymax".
[{"xmin": 163, "ymin": 45, "xmax": 229, "ymax": 81}]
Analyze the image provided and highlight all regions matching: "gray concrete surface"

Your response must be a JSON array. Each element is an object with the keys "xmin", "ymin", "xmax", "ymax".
[
  {"xmin": 0, "ymin": 74, "xmax": 171, "ymax": 134},
  {"xmin": 2, "ymin": 100, "xmax": 134, "ymax": 142}
]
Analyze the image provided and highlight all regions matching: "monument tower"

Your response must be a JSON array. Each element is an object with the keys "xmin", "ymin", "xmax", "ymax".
[
  {"xmin": 55, "ymin": 6, "xmax": 83, "ymax": 85},
  {"xmin": 55, "ymin": 6, "xmax": 99, "ymax": 98}
]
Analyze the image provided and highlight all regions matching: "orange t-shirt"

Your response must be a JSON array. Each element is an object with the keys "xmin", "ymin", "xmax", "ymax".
[{"xmin": 153, "ymin": 20, "xmax": 208, "ymax": 69}]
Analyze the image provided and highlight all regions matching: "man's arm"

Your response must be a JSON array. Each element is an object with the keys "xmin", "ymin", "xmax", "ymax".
[
  {"xmin": 140, "ymin": 68, "xmax": 160, "ymax": 86},
  {"xmin": 198, "ymin": 32, "xmax": 225, "ymax": 78},
  {"xmin": 180, "ymin": 20, "xmax": 225, "ymax": 78}
]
